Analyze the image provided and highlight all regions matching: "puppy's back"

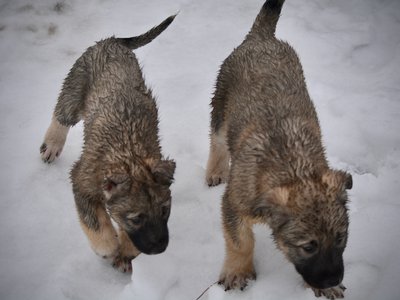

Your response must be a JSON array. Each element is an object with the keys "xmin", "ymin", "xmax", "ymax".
[{"xmin": 219, "ymin": 0, "xmax": 324, "ymax": 167}]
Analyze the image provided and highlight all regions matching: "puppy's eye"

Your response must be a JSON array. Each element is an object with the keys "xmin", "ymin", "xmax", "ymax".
[
  {"xmin": 300, "ymin": 241, "xmax": 318, "ymax": 254},
  {"xmin": 127, "ymin": 213, "xmax": 144, "ymax": 227},
  {"xmin": 131, "ymin": 217, "xmax": 142, "ymax": 226},
  {"xmin": 336, "ymin": 233, "xmax": 346, "ymax": 246}
]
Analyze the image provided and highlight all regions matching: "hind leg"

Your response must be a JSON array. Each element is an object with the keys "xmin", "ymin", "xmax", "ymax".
[
  {"xmin": 40, "ymin": 54, "xmax": 89, "ymax": 163},
  {"xmin": 206, "ymin": 124, "xmax": 230, "ymax": 186},
  {"xmin": 206, "ymin": 69, "xmax": 231, "ymax": 186},
  {"xmin": 40, "ymin": 115, "xmax": 70, "ymax": 163}
]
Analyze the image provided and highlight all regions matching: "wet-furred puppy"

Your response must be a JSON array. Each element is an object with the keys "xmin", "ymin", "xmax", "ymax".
[
  {"xmin": 205, "ymin": 1, "xmax": 352, "ymax": 298},
  {"xmin": 40, "ymin": 15, "xmax": 176, "ymax": 272}
]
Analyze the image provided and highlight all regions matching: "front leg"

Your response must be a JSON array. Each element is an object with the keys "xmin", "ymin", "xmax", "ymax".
[
  {"xmin": 219, "ymin": 193, "xmax": 256, "ymax": 291},
  {"xmin": 71, "ymin": 172, "xmax": 119, "ymax": 263},
  {"xmin": 77, "ymin": 201, "xmax": 119, "ymax": 260},
  {"xmin": 112, "ymin": 228, "xmax": 141, "ymax": 273}
]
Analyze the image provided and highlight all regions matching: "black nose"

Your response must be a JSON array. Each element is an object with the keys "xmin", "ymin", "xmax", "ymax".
[
  {"xmin": 149, "ymin": 235, "xmax": 168, "ymax": 254},
  {"xmin": 129, "ymin": 221, "xmax": 169, "ymax": 255},
  {"xmin": 296, "ymin": 262, "xmax": 344, "ymax": 289},
  {"xmin": 146, "ymin": 222, "xmax": 169, "ymax": 253},
  {"xmin": 296, "ymin": 248, "xmax": 344, "ymax": 289}
]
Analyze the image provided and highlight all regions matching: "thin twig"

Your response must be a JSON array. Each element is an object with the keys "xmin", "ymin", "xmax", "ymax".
[{"xmin": 194, "ymin": 281, "xmax": 219, "ymax": 300}]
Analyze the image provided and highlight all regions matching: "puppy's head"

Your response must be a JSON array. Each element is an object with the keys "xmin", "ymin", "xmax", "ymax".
[
  {"xmin": 256, "ymin": 170, "xmax": 352, "ymax": 289},
  {"xmin": 102, "ymin": 159, "xmax": 176, "ymax": 255}
]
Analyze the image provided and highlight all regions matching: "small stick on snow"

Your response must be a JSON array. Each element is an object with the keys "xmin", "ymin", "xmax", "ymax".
[{"xmin": 194, "ymin": 281, "xmax": 218, "ymax": 300}]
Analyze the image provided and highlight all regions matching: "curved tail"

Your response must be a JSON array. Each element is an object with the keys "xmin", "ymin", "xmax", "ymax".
[
  {"xmin": 117, "ymin": 14, "xmax": 177, "ymax": 50},
  {"xmin": 251, "ymin": 0, "xmax": 285, "ymax": 38}
]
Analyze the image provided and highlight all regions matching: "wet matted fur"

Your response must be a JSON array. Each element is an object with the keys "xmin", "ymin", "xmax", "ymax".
[
  {"xmin": 40, "ymin": 15, "xmax": 176, "ymax": 272},
  {"xmin": 205, "ymin": 1, "xmax": 352, "ymax": 298}
]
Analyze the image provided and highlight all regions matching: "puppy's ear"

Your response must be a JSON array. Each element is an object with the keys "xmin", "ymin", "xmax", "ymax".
[
  {"xmin": 345, "ymin": 173, "xmax": 353, "ymax": 190},
  {"xmin": 150, "ymin": 159, "xmax": 176, "ymax": 186},
  {"xmin": 102, "ymin": 173, "xmax": 130, "ymax": 200},
  {"xmin": 322, "ymin": 170, "xmax": 353, "ymax": 191}
]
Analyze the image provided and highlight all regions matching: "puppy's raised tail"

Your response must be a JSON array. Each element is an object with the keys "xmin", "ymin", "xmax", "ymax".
[
  {"xmin": 117, "ymin": 14, "xmax": 177, "ymax": 50},
  {"xmin": 251, "ymin": 0, "xmax": 285, "ymax": 38}
]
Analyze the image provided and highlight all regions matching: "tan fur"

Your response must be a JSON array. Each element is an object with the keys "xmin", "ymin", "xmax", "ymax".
[
  {"xmin": 219, "ymin": 217, "xmax": 256, "ymax": 290},
  {"xmin": 79, "ymin": 205, "xmax": 142, "ymax": 273},
  {"xmin": 79, "ymin": 205, "xmax": 119, "ymax": 258},
  {"xmin": 206, "ymin": 123, "xmax": 230, "ymax": 186},
  {"xmin": 118, "ymin": 228, "xmax": 141, "ymax": 258},
  {"xmin": 40, "ymin": 115, "xmax": 69, "ymax": 163}
]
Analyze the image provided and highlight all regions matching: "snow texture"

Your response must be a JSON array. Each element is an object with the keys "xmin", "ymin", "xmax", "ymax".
[{"xmin": 0, "ymin": 0, "xmax": 399, "ymax": 299}]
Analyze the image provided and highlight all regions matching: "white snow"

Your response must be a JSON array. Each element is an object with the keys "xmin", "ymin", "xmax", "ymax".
[{"xmin": 0, "ymin": 0, "xmax": 399, "ymax": 299}]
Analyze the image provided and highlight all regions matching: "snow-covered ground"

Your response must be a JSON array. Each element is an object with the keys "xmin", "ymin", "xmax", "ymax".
[{"xmin": 1, "ymin": 0, "xmax": 399, "ymax": 299}]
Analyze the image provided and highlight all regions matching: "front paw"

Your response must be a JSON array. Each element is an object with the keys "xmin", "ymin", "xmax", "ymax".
[
  {"xmin": 218, "ymin": 270, "xmax": 256, "ymax": 291},
  {"xmin": 112, "ymin": 254, "xmax": 134, "ymax": 273},
  {"xmin": 311, "ymin": 284, "xmax": 346, "ymax": 299}
]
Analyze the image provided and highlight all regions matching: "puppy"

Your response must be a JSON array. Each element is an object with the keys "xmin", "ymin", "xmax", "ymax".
[
  {"xmin": 40, "ymin": 15, "xmax": 176, "ymax": 272},
  {"xmin": 205, "ymin": 1, "xmax": 352, "ymax": 298}
]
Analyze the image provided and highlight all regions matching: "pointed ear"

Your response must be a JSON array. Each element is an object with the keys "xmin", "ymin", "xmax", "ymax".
[
  {"xmin": 150, "ymin": 159, "xmax": 176, "ymax": 186},
  {"xmin": 322, "ymin": 170, "xmax": 353, "ymax": 192},
  {"xmin": 102, "ymin": 173, "xmax": 130, "ymax": 200}
]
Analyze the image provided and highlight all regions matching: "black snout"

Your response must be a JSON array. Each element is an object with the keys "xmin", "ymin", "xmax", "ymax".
[
  {"xmin": 129, "ymin": 221, "xmax": 169, "ymax": 255},
  {"xmin": 295, "ymin": 249, "xmax": 344, "ymax": 289}
]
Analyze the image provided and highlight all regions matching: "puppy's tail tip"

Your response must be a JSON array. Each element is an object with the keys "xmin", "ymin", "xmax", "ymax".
[
  {"xmin": 118, "ymin": 13, "xmax": 177, "ymax": 50},
  {"xmin": 263, "ymin": 0, "xmax": 285, "ymax": 13},
  {"xmin": 254, "ymin": 0, "xmax": 285, "ymax": 37}
]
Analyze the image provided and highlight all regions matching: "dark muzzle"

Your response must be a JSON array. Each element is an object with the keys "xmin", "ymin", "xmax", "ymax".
[
  {"xmin": 129, "ymin": 221, "xmax": 169, "ymax": 255},
  {"xmin": 295, "ymin": 249, "xmax": 344, "ymax": 289}
]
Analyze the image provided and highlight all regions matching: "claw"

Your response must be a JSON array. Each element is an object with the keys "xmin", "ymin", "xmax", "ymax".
[
  {"xmin": 40, "ymin": 143, "xmax": 47, "ymax": 153},
  {"xmin": 310, "ymin": 284, "xmax": 346, "ymax": 299},
  {"xmin": 112, "ymin": 255, "xmax": 133, "ymax": 274}
]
